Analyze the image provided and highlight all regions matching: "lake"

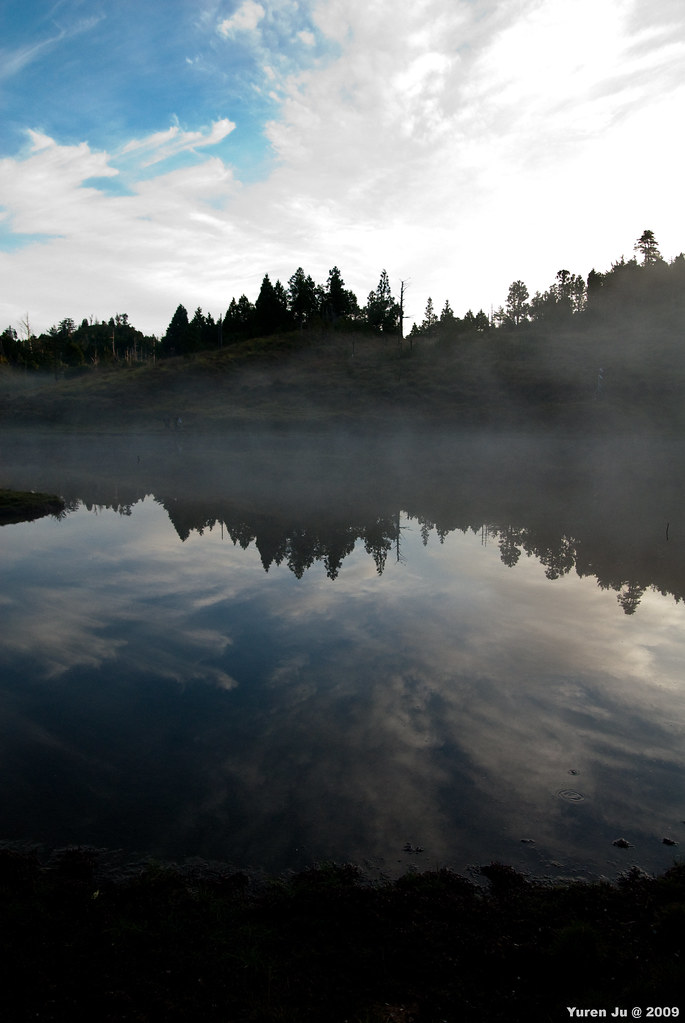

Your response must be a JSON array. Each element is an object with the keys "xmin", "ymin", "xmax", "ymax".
[{"xmin": 1, "ymin": 427, "xmax": 685, "ymax": 880}]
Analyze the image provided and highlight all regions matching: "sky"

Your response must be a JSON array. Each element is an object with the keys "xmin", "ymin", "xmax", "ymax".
[{"xmin": 0, "ymin": 0, "xmax": 683, "ymax": 337}]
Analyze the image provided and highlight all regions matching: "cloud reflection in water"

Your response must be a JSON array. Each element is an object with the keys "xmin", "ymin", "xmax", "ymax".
[{"xmin": 1, "ymin": 493, "xmax": 684, "ymax": 878}]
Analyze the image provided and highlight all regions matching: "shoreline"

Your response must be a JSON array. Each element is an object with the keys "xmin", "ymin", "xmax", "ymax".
[
  {"xmin": 0, "ymin": 487, "xmax": 65, "ymax": 524},
  {"xmin": 2, "ymin": 841, "xmax": 683, "ymax": 1021}
]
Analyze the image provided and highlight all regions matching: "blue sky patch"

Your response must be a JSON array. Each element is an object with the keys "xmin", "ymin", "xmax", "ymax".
[{"xmin": 0, "ymin": 0, "xmax": 682, "ymax": 337}]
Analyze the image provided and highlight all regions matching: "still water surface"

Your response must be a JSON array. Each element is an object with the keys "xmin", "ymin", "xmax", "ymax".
[{"xmin": 1, "ymin": 429, "xmax": 685, "ymax": 879}]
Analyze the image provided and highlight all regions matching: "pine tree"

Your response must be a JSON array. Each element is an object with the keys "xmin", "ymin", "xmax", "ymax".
[
  {"xmin": 634, "ymin": 229, "xmax": 662, "ymax": 265},
  {"xmin": 365, "ymin": 270, "xmax": 399, "ymax": 334},
  {"xmin": 255, "ymin": 274, "xmax": 289, "ymax": 335},
  {"xmin": 288, "ymin": 268, "xmax": 318, "ymax": 328},
  {"xmin": 325, "ymin": 267, "xmax": 352, "ymax": 320},
  {"xmin": 504, "ymin": 281, "xmax": 530, "ymax": 326},
  {"xmin": 440, "ymin": 299, "xmax": 455, "ymax": 325},
  {"xmin": 188, "ymin": 307, "xmax": 208, "ymax": 352},
  {"xmin": 422, "ymin": 297, "xmax": 438, "ymax": 334},
  {"xmin": 163, "ymin": 304, "xmax": 190, "ymax": 354},
  {"xmin": 223, "ymin": 296, "xmax": 255, "ymax": 341}
]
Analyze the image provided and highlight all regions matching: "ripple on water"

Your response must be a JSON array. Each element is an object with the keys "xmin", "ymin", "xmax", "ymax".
[{"xmin": 557, "ymin": 788, "xmax": 585, "ymax": 803}]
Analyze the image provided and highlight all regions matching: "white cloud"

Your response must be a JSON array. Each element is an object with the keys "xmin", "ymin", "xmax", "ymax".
[
  {"xmin": 257, "ymin": 0, "xmax": 685, "ymax": 311},
  {"xmin": 121, "ymin": 118, "xmax": 236, "ymax": 167},
  {"xmin": 0, "ymin": 14, "xmax": 103, "ymax": 83},
  {"xmin": 311, "ymin": 0, "xmax": 352, "ymax": 43},
  {"xmin": 1, "ymin": 0, "xmax": 684, "ymax": 336},
  {"xmin": 27, "ymin": 130, "xmax": 61, "ymax": 154},
  {"xmin": 0, "ymin": 36, "xmax": 64, "ymax": 82},
  {"xmin": 217, "ymin": 0, "xmax": 265, "ymax": 37},
  {"xmin": 0, "ymin": 134, "xmax": 244, "ymax": 332},
  {"xmin": 0, "ymin": 133, "xmax": 119, "ymax": 237}
]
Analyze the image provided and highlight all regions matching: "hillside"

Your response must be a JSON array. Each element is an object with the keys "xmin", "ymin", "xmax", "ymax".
[{"xmin": 3, "ymin": 310, "xmax": 684, "ymax": 434}]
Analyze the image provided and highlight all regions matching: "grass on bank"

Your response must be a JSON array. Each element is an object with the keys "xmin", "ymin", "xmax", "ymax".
[
  {"xmin": 0, "ymin": 488, "xmax": 65, "ymax": 524},
  {"xmin": 1, "ymin": 847, "xmax": 684, "ymax": 1022},
  {"xmin": 3, "ymin": 321, "xmax": 674, "ymax": 433}
]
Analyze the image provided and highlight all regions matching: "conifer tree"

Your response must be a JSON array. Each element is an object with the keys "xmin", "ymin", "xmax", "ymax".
[
  {"xmin": 255, "ymin": 274, "xmax": 289, "ymax": 335},
  {"xmin": 163, "ymin": 303, "xmax": 190, "ymax": 354},
  {"xmin": 440, "ymin": 299, "xmax": 455, "ymax": 325},
  {"xmin": 288, "ymin": 268, "xmax": 318, "ymax": 328},
  {"xmin": 422, "ymin": 297, "xmax": 438, "ymax": 334},
  {"xmin": 365, "ymin": 270, "xmax": 399, "ymax": 334},
  {"xmin": 634, "ymin": 229, "xmax": 662, "ymax": 265},
  {"xmin": 504, "ymin": 281, "xmax": 530, "ymax": 326},
  {"xmin": 325, "ymin": 267, "xmax": 352, "ymax": 320}
]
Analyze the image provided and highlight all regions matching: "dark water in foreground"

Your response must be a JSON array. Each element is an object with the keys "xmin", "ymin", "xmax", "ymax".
[{"xmin": 1, "ymin": 429, "xmax": 685, "ymax": 879}]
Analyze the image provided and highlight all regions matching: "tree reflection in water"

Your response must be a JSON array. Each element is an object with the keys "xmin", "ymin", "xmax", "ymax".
[{"xmin": 3, "ymin": 428, "xmax": 684, "ymax": 613}]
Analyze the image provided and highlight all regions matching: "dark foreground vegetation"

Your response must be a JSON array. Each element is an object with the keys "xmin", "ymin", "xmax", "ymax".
[
  {"xmin": 2, "ymin": 846, "xmax": 684, "ymax": 1021},
  {"xmin": 1, "ymin": 230, "xmax": 684, "ymax": 432}
]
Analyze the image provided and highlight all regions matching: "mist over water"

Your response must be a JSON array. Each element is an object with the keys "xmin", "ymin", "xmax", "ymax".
[{"xmin": 1, "ymin": 426, "xmax": 685, "ymax": 878}]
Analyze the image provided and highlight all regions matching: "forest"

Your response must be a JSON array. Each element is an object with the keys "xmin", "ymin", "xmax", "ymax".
[
  {"xmin": 1, "ymin": 229, "xmax": 682, "ymax": 369},
  {"xmin": 1, "ymin": 230, "xmax": 684, "ymax": 431}
]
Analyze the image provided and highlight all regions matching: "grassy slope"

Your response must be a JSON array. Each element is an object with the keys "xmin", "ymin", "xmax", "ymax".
[{"xmin": 2, "ymin": 323, "xmax": 658, "ymax": 433}]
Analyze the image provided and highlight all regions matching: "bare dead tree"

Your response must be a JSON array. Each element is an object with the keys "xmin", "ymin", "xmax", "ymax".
[
  {"xmin": 17, "ymin": 312, "xmax": 31, "ymax": 343},
  {"xmin": 398, "ymin": 279, "xmax": 410, "ymax": 344}
]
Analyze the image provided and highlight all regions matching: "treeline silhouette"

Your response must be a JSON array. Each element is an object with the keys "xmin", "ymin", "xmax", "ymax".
[
  {"xmin": 3, "ymin": 230, "xmax": 682, "ymax": 372},
  {"xmin": 0, "ymin": 311, "xmax": 158, "ymax": 372}
]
